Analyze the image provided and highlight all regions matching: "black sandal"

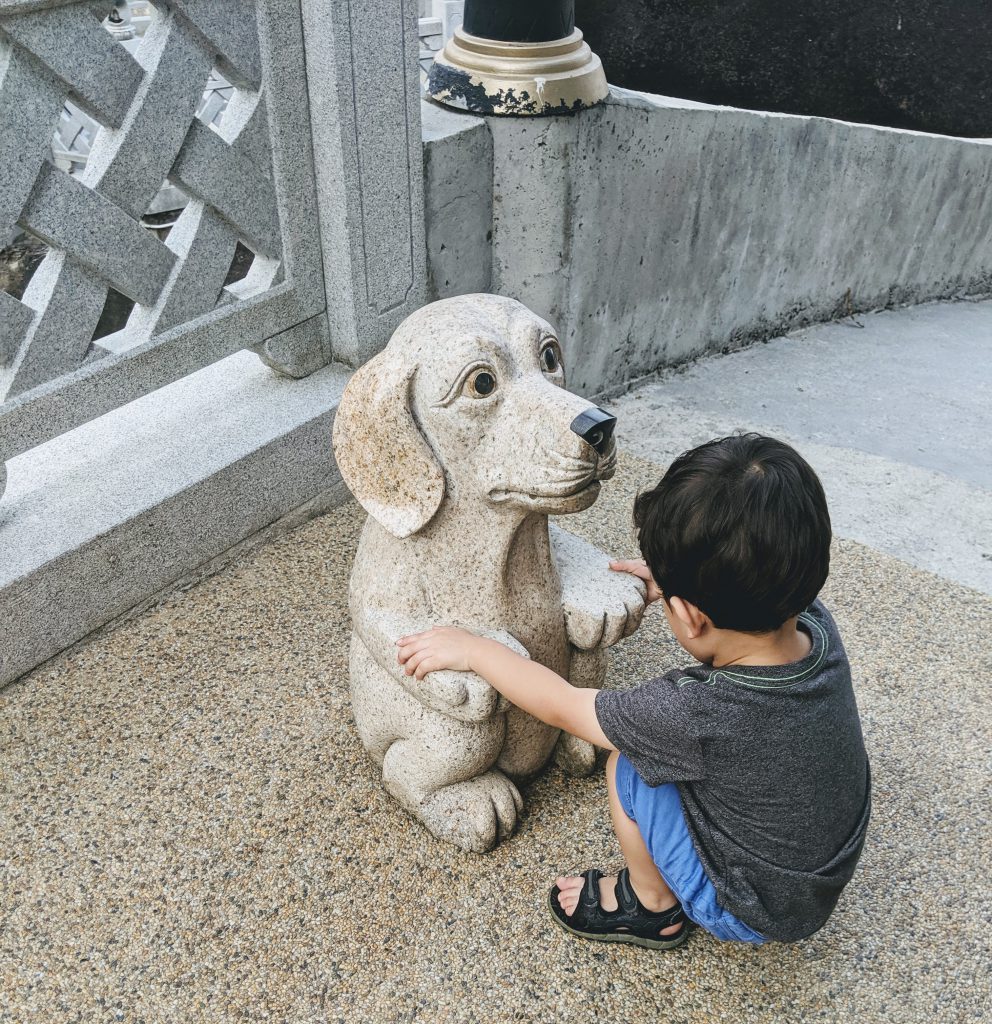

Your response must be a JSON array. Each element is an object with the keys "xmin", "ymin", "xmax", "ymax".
[{"xmin": 548, "ymin": 867, "xmax": 689, "ymax": 950}]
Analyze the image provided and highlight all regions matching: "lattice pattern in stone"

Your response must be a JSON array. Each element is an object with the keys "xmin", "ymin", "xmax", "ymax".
[{"xmin": 0, "ymin": 0, "xmax": 284, "ymax": 402}]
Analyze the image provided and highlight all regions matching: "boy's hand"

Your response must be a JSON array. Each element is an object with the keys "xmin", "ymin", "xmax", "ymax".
[
  {"xmin": 609, "ymin": 558, "xmax": 663, "ymax": 604},
  {"xmin": 397, "ymin": 626, "xmax": 477, "ymax": 679}
]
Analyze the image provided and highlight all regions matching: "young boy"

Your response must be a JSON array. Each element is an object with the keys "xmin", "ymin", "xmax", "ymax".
[{"xmin": 396, "ymin": 433, "xmax": 871, "ymax": 948}]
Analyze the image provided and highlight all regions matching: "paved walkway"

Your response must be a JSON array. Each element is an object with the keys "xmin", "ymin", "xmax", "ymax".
[
  {"xmin": 1, "ymin": 301, "xmax": 989, "ymax": 1023},
  {"xmin": 608, "ymin": 298, "xmax": 992, "ymax": 595}
]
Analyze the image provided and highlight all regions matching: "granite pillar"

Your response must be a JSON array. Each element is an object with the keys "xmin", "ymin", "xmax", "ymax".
[{"xmin": 301, "ymin": 0, "xmax": 428, "ymax": 366}]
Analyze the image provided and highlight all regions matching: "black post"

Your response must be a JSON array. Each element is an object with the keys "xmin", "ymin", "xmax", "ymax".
[
  {"xmin": 463, "ymin": 0, "xmax": 575, "ymax": 43},
  {"xmin": 427, "ymin": 0, "xmax": 606, "ymax": 116}
]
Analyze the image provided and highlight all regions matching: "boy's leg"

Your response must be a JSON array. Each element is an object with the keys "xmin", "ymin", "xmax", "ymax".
[{"xmin": 555, "ymin": 750, "xmax": 681, "ymax": 936}]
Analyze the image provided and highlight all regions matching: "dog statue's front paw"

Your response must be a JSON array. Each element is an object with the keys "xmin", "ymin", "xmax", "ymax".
[
  {"xmin": 551, "ymin": 526, "xmax": 646, "ymax": 650},
  {"xmin": 554, "ymin": 732, "xmax": 598, "ymax": 777},
  {"xmin": 419, "ymin": 770, "xmax": 523, "ymax": 853},
  {"xmin": 563, "ymin": 580, "xmax": 645, "ymax": 651},
  {"xmin": 417, "ymin": 669, "xmax": 503, "ymax": 722}
]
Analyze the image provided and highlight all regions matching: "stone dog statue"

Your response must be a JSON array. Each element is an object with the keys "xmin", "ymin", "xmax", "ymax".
[{"xmin": 332, "ymin": 294, "xmax": 645, "ymax": 852}]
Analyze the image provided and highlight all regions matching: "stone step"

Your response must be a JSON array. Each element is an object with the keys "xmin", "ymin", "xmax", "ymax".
[{"xmin": 0, "ymin": 351, "xmax": 351, "ymax": 688}]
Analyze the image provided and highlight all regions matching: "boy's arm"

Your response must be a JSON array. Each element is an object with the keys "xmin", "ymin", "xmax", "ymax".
[{"xmin": 396, "ymin": 628, "xmax": 617, "ymax": 751}]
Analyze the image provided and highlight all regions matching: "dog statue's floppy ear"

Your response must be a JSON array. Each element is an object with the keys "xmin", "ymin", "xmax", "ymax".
[{"xmin": 332, "ymin": 353, "xmax": 445, "ymax": 538}]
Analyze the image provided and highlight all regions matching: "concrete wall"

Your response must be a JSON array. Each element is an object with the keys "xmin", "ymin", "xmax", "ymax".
[
  {"xmin": 422, "ymin": 101, "xmax": 492, "ymax": 301},
  {"xmin": 426, "ymin": 88, "xmax": 992, "ymax": 397}
]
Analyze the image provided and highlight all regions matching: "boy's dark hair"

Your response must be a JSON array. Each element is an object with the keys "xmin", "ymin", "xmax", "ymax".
[{"xmin": 634, "ymin": 433, "xmax": 831, "ymax": 633}]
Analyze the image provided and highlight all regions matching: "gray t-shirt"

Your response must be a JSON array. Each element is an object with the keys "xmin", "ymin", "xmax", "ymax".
[{"xmin": 595, "ymin": 599, "xmax": 870, "ymax": 942}]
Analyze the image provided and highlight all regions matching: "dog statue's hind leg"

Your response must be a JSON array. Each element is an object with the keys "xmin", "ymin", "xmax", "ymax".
[
  {"xmin": 350, "ymin": 629, "xmax": 524, "ymax": 853},
  {"xmin": 382, "ymin": 735, "xmax": 522, "ymax": 854},
  {"xmin": 554, "ymin": 647, "xmax": 608, "ymax": 776}
]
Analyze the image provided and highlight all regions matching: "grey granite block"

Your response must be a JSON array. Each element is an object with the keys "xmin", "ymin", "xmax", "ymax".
[
  {"xmin": 170, "ymin": 0, "xmax": 263, "ymax": 90},
  {"xmin": 170, "ymin": 119, "xmax": 281, "ymax": 258},
  {"xmin": 254, "ymin": 0, "xmax": 325, "ymax": 309},
  {"xmin": 19, "ymin": 161, "xmax": 175, "ymax": 305},
  {"xmin": 0, "ymin": 351, "xmax": 351, "ymax": 688},
  {"xmin": 0, "ymin": 250, "xmax": 106, "ymax": 401},
  {"xmin": 216, "ymin": 90, "xmax": 272, "ymax": 177},
  {"xmin": 0, "ymin": 284, "xmax": 306, "ymax": 461},
  {"xmin": 421, "ymin": 100, "xmax": 492, "ymax": 300},
  {"xmin": 0, "ymin": 290, "xmax": 34, "ymax": 365},
  {"xmin": 301, "ymin": 0, "xmax": 427, "ymax": 367},
  {"xmin": 0, "ymin": 38, "xmax": 65, "ymax": 238},
  {"xmin": 81, "ymin": 8, "xmax": 212, "ymax": 220},
  {"xmin": 123, "ymin": 201, "xmax": 239, "ymax": 340},
  {"xmin": 1, "ymin": 5, "xmax": 144, "ymax": 127},
  {"xmin": 257, "ymin": 312, "xmax": 332, "ymax": 379}
]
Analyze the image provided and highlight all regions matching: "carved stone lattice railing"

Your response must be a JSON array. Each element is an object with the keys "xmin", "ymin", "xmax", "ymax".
[{"xmin": 0, "ymin": 0, "xmax": 329, "ymax": 501}]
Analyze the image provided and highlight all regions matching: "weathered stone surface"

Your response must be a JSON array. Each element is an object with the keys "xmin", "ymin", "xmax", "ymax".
[
  {"xmin": 170, "ymin": 119, "xmax": 281, "ymax": 257},
  {"xmin": 421, "ymin": 100, "xmax": 492, "ymax": 300},
  {"xmin": 0, "ymin": 351, "xmax": 351, "ymax": 689},
  {"xmin": 0, "ymin": 291, "xmax": 33, "ymax": 365},
  {"xmin": 215, "ymin": 89, "xmax": 272, "ymax": 176},
  {"xmin": 257, "ymin": 312, "xmax": 332, "ymax": 378},
  {"xmin": 0, "ymin": 0, "xmax": 329, "ymax": 454},
  {"xmin": 0, "ymin": 38, "xmax": 65, "ymax": 237},
  {"xmin": 332, "ymin": 295, "xmax": 645, "ymax": 851},
  {"xmin": 0, "ymin": 0, "xmax": 385, "ymax": 687},
  {"xmin": 488, "ymin": 88, "xmax": 992, "ymax": 397},
  {"xmin": 122, "ymin": 201, "xmax": 239, "ymax": 340},
  {"xmin": 19, "ymin": 161, "xmax": 175, "ymax": 305},
  {"xmin": 0, "ymin": 250, "xmax": 106, "ymax": 401},
  {"xmin": 0, "ymin": 285, "xmax": 312, "ymax": 463},
  {"xmin": 80, "ymin": 9, "xmax": 212, "ymax": 220},
  {"xmin": 171, "ymin": 0, "xmax": 263, "ymax": 90}
]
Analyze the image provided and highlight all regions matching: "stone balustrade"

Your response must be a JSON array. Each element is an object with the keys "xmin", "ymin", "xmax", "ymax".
[{"xmin": 0, "ymin": 0, "xmax": 427, "ymax": 687}]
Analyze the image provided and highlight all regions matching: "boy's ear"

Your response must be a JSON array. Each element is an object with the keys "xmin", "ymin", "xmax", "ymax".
[{"xmin": 668, "ymin": 596, "xmax": 709, "ymax": 638}]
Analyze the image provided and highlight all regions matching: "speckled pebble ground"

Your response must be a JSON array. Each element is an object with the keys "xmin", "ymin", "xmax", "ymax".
[{"xmin": 2, "ymin": 453, "xmax": 990, "ymax": 1024}]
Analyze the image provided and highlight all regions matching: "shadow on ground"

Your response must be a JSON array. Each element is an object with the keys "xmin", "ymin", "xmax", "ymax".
[{"xmin": 2, "ymin": 455, "xmax": 989, "ymax": 1023}]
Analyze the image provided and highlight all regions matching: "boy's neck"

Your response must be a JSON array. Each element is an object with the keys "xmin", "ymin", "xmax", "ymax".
[{"xmin": 709, "ymin": 616, "xmax": 812, "ymax": 669}]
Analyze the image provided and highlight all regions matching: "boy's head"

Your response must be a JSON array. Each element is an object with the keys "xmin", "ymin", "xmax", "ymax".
[{"xmin": 634, "ymin": 433, "xmax": 831, "ymax": 634}]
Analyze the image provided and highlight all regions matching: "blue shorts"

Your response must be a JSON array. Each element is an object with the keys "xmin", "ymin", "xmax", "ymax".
[{"xmin": 615, "ymin": 754, "xmax": 766, "ymax": 944}]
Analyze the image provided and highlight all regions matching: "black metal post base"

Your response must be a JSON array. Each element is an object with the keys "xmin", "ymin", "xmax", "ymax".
[{"xmin": 427, "ymin": 0, "xmax": 607, "ymax": 117}]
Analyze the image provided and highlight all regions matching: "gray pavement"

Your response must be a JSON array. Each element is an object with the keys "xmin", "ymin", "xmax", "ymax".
[{"xmin": 607, "ymin": 299, "xmax": 992, "ymax": 594}]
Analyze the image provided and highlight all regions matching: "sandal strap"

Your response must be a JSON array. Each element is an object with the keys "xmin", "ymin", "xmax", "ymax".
[
  {"xmin": 616, "ymin": 867, "xmax": 639, "ymax": 913},
  {"xmin": 578, "ymin": 869, "xmax": 606, "ymax": 915},
  {"xmin": 616, "ymin": 868, "xmax": 686, "ymax": 930}
]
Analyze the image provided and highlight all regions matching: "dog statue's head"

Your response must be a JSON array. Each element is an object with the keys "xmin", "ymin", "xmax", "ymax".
[{"xmin": 332, "ymin": 294, "xmax": 618, "ymax": 538}]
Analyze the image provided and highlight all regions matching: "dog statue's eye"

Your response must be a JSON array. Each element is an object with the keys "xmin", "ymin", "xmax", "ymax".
[
  {"xmin": 467, "ymin": 369, "xmax": 497, "ymax": 397},
  {"xmin": 541, "ymin": 344, "xmax": 561, "ymax": 373}
]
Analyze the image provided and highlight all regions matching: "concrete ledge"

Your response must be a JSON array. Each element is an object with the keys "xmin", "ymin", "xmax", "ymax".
[
  {"xmin": 487, "ymin": 86, "xmax": 992, "ymax": 395},
  {"xmin": 421, "ymin": 100, "xmax": 493, "ymax": 300},
  {"xmin": 0, "ymin": 352, "xmax": 351, "ymax": 688}
]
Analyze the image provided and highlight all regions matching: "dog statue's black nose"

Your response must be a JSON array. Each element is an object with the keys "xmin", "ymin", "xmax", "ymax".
[{"xmin": 569, "ymin": 407, "xmax": 617, "ymax": 456}]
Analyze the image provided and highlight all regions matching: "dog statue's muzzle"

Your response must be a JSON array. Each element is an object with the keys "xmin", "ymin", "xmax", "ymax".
[{"xmin": 569, "ymin": 407, "xmax": 617, "ymax": 456}]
